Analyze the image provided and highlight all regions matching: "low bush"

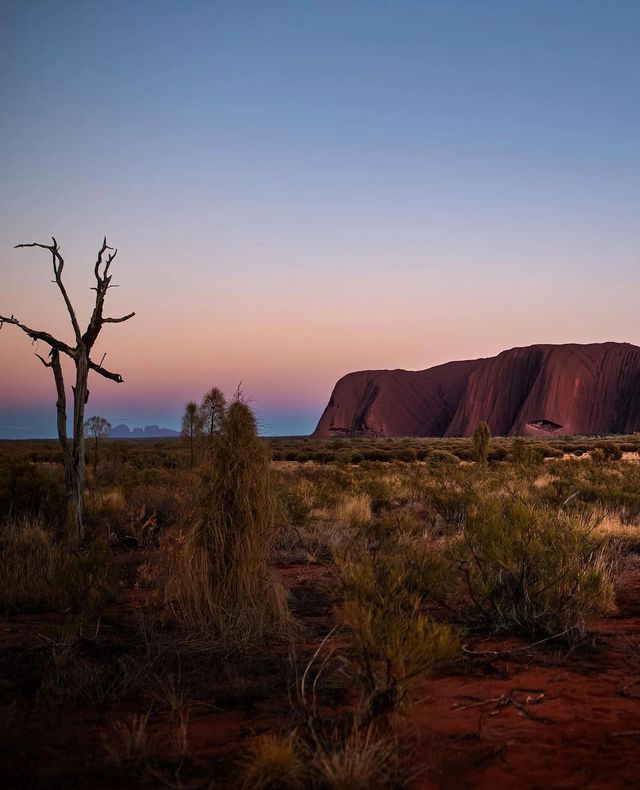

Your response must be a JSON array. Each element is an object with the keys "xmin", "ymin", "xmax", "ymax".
[
  {"xmin": 338, "ymin": 547, "xmax": 459, "ymax": 718},
  {"xmin": 593, "ymin": 441, "xmax": 623, "ymax": 461},
  {"xmin": 453, "ymin": 498, "xmax": 615, "ymax": 640}
]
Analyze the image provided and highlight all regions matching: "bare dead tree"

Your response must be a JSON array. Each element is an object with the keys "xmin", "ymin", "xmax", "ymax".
[{"xmin": 0, "ymin": 237, "xmax": 134, "ymax": 545}]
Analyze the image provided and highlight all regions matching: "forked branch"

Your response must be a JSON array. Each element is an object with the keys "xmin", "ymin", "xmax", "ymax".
[{"xmin": 15, "ymin": 238, "xmax": 82, "ymax": 342}]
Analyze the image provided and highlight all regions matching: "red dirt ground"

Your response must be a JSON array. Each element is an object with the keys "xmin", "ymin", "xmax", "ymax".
[{"xmin": 1, "ymin": 554, "xmax": 639, "ymax": 788}]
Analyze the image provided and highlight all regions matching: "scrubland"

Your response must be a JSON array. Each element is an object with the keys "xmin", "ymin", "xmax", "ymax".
[{"xmin": 1, "ymin": 430, "xmax": 640, "ymax": 787}]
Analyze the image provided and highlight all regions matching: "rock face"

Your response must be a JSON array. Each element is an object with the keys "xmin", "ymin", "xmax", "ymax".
[{"xmin": 314, "ymin": 343, "xmax": 640, "ymax": 438}]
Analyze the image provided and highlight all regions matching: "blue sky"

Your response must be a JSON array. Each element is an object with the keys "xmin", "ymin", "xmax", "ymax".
[{"xmin": 1, "ymin": 1, "xmax": 639, "ymax": 437}]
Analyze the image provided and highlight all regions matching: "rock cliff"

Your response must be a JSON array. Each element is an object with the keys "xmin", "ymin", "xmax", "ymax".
[{"xmin": 314, "ymin": 343, "xmax": 640, "ymax": 437}]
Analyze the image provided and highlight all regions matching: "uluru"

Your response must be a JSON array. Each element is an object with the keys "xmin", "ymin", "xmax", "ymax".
[{"xmin": 314, "ymin": 342, "xmax": 640, "ymax": 438}]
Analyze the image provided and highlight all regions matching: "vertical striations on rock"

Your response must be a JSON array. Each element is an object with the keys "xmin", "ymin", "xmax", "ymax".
[{"xmin": 314, "ymin": 343, "xmax": 640, "ymax": 437}]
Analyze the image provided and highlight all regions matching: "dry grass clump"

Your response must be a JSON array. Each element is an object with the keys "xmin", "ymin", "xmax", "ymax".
[
  {"xmin": 103, "ymin": 713, "xmax": 155, "ymax": 763},
  {"xmin": 240, "ymin": 733, "xmax": 305, "ymax": 789},
  {"xmin": 335, "ymin": 493, "xmax": 373, "ymax": 531},
  {"xmin": 455, "ymin": 497, "xmax": 615, "ymax": 640},
  {"xmin": 0, "ymin": 517, "xmax": 64, "ymax": 610},
  {"xmin": 168, "ymin": 398, "xmax": 291, "ymax": 643},
  {"xmin": 239, "ymin": 725, "xmax": 400, "ymax": 789},
  {"xmin": 0, "ymin": 516, "xmax": 112, "ymax": 617},
  {"xmin": 311, "ymin": 725, "xmax": 398, "ymax": 789}
]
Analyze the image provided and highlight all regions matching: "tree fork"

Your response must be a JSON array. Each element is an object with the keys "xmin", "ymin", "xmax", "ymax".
[{"xmin": 0, "ymin": 238, "xmax": 134, "ymax": 545}]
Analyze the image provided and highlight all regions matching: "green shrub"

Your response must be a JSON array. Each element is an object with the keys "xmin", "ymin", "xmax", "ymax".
[
  {"xmin": 338, "ymin": 547, "xmax": 459, "ymax": 718},
  {"xmin": 454, "ymin": 498, "xmax": 614, "ymax": 640}
]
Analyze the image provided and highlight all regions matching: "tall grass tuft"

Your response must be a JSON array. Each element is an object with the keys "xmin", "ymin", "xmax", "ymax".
[{"xmin": 169, "ymin": 397, "xmax": 291, "ymax": 643}]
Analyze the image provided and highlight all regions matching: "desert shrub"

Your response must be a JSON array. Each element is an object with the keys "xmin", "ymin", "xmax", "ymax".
[
  {"xmin": 454, "ymin": 498, "xmax": 615, "ymax": 640},
  {"xmin": 536, "ymin": 463, "xmax": 640, "ymax": 520},
  {"xmin": 422, "ymin": 478, "xmax": 476, "ymax": 529},
  {"xmin": 357, "ymin": 475, "xmax": 396, "ymax": 512},
  {"xmin": 167, "ymin": 398, "xmax": 291, "ymax": 643},
  {"xmin": 0, "ymin": 456, "xmax": 66, "ymax": 528},
  {"xmin": 338, "ymin": 548, "xmax": 459, "ymax": 718},
  {"xmin": 281, "ymin": 489, "xmax": 313, "ymax": 526},
  {"xmin": 427, "ymin": 449, "xmax": 459, "ymax": 465},
  {"xmin": 539, "ymin": 445, "xmax": 564, "ymax": 459},
  {"xmin": 593, "ymin": 441, "xmax": 623, "ymax": 461},
  {"xmin": 0, "ymin": 517, "xmax": 113, "ymax": 617},
  {"xmin": 366, "ymin": 507, "xmax": 425, "ymax": 545},
  {"xmin": 240, "ymin": 733, "xmax": 305, "ymax": 789}
]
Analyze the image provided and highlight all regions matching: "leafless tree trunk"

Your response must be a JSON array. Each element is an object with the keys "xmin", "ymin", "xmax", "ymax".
[{"xmin": 0, "ymin": 238, "xmax": 134, "ymax": 546}]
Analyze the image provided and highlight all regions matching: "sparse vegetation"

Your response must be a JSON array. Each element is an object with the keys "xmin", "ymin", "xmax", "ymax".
[
  {"xmin": 1, "ymin": 432, "xmax": 639, "ymax": 786},
  {"xmin": 454, "ymin": 497, "xmax": 615, "ymax": 640}
]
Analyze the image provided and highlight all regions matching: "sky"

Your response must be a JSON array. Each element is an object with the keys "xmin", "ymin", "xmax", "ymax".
[{"xmin": 1, "ymin": 0, "xmax": 639, "ymax": 438}]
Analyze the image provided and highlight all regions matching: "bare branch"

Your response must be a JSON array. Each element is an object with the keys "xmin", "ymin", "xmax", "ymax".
[
  {"xmin": 102, "ymin": 312, "xmax": 135, "ymax": 324},
  {"xmin": 94, "ymin": 237, "xmax": 113, "ymax": 281},
  {"xmin": 104, "ymin": 247, "xmax": 118, "ymax": 279},
  {"xmin": 88, "ymin": 358, "xmax": 125, "ymax": 383},
  {"xmin": 0, "ymin": 313, "xmax": 75, "ymax": 357},
  {"xmin": 16, "ymin": 238, "xmax": 82, "ymax": 342},
  {"xmin": 35, "ymin": 353, "xmax": 53, "ymax": 368},
  {"xmin": 83, "ymin": 238, "xmax": 133, "ymax": 351}
]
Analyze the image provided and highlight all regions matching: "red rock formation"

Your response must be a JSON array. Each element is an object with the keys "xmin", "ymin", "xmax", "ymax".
[{"xmin": 314, "ymin": 343, "xmax": 640, "ymax": 437}]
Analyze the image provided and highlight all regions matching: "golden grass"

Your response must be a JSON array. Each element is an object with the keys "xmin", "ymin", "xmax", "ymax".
[
  {"xmin": 312, "ymin": 725, "xmax": 398, "ymax": 789},
  {"xmin": 167, "ymin": 399, "xmax": 291, "ymax": 643},
  {"xmin": 103, "ymin": 713, "xmax": 154, "ymax": 763},
  {"xmin": 335, "ymin": 494, "xmax": 373, "ymax": 530},
  {"xmin": 240, "ymin": 733, "xmax": 305, "ymax": 789}
]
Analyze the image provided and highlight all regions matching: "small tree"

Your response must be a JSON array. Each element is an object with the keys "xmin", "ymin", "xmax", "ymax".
[
  {"xmin": 84, "ymin": 416, "xmax": 112, "ymax": 476},
  {"xmin": 182, "ymin": 401, "xmax": 199, "ymax": 467},
  {"xmin": 473, "ymin": 421, "xmax": 491, "ymax": 467},
  {"xmin": 0, "ymin": 238, "xmax": 134, "ymax": 545},
  {"xmin": 199, "ymin": 387, "xmax": 226, "ymax": 444}
]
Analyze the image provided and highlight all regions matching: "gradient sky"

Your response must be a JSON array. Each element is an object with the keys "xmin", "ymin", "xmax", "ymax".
[{"xmin": 1, "ymin": 0, "xmax": 639, "ymax": 437}]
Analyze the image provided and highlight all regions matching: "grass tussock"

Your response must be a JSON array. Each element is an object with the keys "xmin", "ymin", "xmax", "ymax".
[
  {"xmin": 167, "ymin": 398, "xmax": 291, "ymax": 643},
  {"xmin": 0, "ymin": 516, "xmax": 112, "ymax": 617},
  {"xmin": 240, "ymin": 733, "xmax": 305, "ymax": 789},
  {"xmin": 103, "ymin": 713, "xmax": 155, "ymax": 763},
  {"xmin": 311, "ymin": 725, "xmax": 399, "ymax": 789},
  {"xmin": 335, "ymin": 493, "xmax": 373, "ymax": 530},
  {"xmin": 240, "ymin": 726, "xmax": 400, "ymax": 790}
]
